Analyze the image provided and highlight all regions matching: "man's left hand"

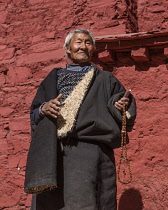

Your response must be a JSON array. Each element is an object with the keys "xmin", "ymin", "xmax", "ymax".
[{"xmin": 114, "ymin": 97, "xmax": 129, "ymax": 111}]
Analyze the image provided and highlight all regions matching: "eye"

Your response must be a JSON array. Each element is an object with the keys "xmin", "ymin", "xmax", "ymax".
[{"xmin": 86, "ymin": 41, "xmax": 92, "ymax": 45}]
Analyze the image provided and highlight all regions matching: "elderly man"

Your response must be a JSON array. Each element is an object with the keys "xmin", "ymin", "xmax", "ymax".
[{"xmin": 25, "ymin": 29, "xmax": 136, "ymax": 210}]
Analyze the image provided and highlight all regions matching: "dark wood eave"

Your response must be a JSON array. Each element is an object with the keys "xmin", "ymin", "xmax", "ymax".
[
  {"xmin": 94, "ymin": 30, "xmax": 168, "ymax": 63},
  {"xmin": 95, "ymin": 30, "xmax": 168, "ymax": 51}
]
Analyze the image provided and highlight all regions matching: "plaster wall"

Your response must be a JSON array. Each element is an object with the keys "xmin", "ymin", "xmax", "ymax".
[{"xmin": 0, "ymin": 0, "xmax": 168, "ymax": 209}]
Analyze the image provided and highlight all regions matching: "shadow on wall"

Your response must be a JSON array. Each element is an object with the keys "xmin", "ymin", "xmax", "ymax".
[{"xmin": 118, "ymin": 188, "xmax": 143, "ymax": 210}]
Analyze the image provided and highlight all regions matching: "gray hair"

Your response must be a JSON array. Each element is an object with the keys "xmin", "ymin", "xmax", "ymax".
[{"xmin": 63, "ymin": 29, "xmax": 96, "ymax": 51}]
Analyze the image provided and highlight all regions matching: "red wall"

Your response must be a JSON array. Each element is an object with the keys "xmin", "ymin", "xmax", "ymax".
[{"xmin": 0, "ymin": 0, "xmax": 168, "ymax": 209}]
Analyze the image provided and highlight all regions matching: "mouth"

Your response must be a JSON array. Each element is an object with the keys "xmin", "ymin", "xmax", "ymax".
[
  {"xmin": 78, "ymin": 51, "xmax": 86, "ymax": 54},
  {"xmin": 78, "ymin": 52, "xmax": 88, "ymax": 56}
]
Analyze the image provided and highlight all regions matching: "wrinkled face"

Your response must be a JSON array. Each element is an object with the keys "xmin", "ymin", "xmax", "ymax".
[{"xmin": 66, "ymin": 33, "xmax": 94, "ymax": 64}]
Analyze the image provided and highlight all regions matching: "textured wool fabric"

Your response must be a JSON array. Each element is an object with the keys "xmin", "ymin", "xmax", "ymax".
[
  {"xmin": 57, "ymin": 68, "xmax": 94, "ymax": 137},
  {"xmin": 31, "ymin": 140, "xmax": 117, "ymax": 210}
]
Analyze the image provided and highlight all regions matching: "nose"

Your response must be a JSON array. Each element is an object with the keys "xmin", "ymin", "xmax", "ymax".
[{"xmin": 80, "ymin": 42, "xmax": 87, "ymax": 50}]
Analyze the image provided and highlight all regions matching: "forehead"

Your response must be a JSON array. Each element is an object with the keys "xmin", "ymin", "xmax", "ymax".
[{"xmin": 71, "ymin": 33, "xmax": 92, "ymax": 41}]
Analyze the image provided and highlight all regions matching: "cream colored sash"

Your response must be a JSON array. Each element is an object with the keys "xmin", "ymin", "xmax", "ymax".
[{"xmin": 57, "ymin": 68, "xmax": 94, "ymax": 137}]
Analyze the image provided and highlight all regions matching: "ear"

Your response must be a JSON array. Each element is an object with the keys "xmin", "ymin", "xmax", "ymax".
[{"xmin": 65, "ymin": 47, "xmax": 71, "ymax": 54}]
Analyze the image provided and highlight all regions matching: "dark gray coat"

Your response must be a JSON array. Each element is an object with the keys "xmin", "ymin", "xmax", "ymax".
[{"xmin": 25, "ymin": 64, "xmax": 136, "ymax": 197}]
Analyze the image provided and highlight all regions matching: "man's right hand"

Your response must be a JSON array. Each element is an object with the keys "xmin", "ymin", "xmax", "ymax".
[{"xmin": 41, "ymin": 94, "xmax": 62, "ymax": 118}]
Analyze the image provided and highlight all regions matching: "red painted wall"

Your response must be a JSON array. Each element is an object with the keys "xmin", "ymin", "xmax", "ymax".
[{"xmin": 0, "ymin": 0, "xmax": 168, "ymax": 209}]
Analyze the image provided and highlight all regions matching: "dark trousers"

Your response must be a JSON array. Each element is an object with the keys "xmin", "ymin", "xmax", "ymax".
[{"xmin": 31, "ymin": 140, "xmax": 117, "ymax": 210}]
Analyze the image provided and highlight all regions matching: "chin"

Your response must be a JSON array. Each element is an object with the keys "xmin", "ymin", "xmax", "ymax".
[
  {"xmin": 78, "ymin": 60, "xmax": 90, "ymax": 64},
  {"xmin": 77, "ymin": 58, "xmax": 90, "ymax": 63},
  {"xmin": 71, "ymin": 55, "xmax": 91, "ymax": 64},
  {"xmin": 73, "ymin": 58, "xmax": 89, "ymax": 64}
]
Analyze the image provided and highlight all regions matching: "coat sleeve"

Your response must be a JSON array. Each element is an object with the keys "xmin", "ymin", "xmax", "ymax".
[
  {"xmin": 30, "ymin": 80, "xmax": 46, "ymax": 133},
  {"xmin": 107, "ymin": 75, "xmax": 136, "ymax": 132},
  {"xmin": 30, "ymin": 68, "xmax": 59, "ymax": 133}
]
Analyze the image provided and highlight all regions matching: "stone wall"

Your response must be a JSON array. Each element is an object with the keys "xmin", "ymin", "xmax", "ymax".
[
  {"xmin": 0, "ymin": 0, "xmax": 168, "ymax": 209},
  {"xmin": 138, "ymin": 0, "xmax": 168, "ymax": 32},
  {"xmin": 114, "ymin": 63, "xmax": 168, "ymax": 210}
]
